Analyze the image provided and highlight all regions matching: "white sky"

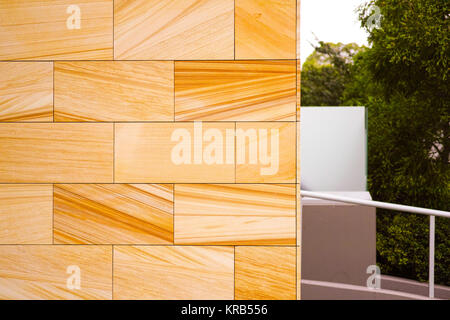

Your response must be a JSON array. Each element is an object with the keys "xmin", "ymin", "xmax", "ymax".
[{"xmin": 301, "ymin": 0, "xmax": 370, "ymax": 63}]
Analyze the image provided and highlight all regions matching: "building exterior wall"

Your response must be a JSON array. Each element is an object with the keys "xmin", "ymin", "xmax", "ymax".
[{"xmin": 0, "ymin": 0, "xmax": 301, "ymax": 300}]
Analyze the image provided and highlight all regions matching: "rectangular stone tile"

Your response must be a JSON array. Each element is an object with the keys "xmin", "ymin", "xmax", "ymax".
[
  {"xmin": 114, "ymin": 0, "xmax": 234, "ymax": 59},
  {"xmin": 0, "ymin": 123, "xmax": 113, "ymax": 183},
  {"xmin": 54, "ymin": 61, "xmax": 173, "ymax": 121},
  {"xmin": 115, "ymin": 122, "xmax": 235, "ymax": 183},
  {"xmin": 0, "ymin": 62, "xmax": 53, "ymax": 122},
  {"xmin": 0, "ymin": 184, "xmax": 52, "ymax": 244},
  {"xmin": 175, "ymin": 60, "xmax": 296, "ymax": 121},
  {"xmin": 235, "ymin": 0, "xmax": 296, "ymax": 59},
  {"xmin": 113, "ymin": 246, "xmax": 234, "ymax": 300},
  {"xmin": 0, "ymin": 245, "xmax": 112, "ymax": 300},
  {"xmin": 235, "ymin": 246, "xmax": 296, "ymax": 300},
  {"xmin": 174, "ymin": 184, "xmax": 296, "ymax": 245},
  {"xmin": 54, "ymin": 184, "xmax": 173, "ymax": 244},
  {"xmin": 0, "ymin": 0, "xmax": 113, "ymax": 60},
  {"xmin": 236, "ymin": 122, "xmax": 296, "ymax": 183}
]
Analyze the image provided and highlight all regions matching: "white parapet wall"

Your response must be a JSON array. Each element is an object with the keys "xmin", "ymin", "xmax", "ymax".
[{"xmin": 301, "ymin": 106, "xmax": 367, "ymax": 191}]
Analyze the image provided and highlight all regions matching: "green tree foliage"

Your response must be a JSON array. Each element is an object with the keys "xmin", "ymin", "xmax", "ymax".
[
  {"xmin": 358, "ymin": 0, "xmax": 449, "ymax": 285},
  {"xmin": 359, "ymin": 0, "xmax": 449, "ymax": 167},
  {"xmin": 301, "ymin": 0, "xmax": 449, "ymax": 284},
  {"xmin": 301, "ymin": 42, "xmax": 363, "ymax": 106}
]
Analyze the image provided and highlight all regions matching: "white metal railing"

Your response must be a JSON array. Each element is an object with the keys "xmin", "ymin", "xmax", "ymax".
[{"xmin": 300, "ymin": 190, "xmax": 450, "ymax": 299}]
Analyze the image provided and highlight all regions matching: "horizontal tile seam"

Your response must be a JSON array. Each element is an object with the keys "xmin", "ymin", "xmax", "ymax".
[
  {"xmin": 0, "ymin": 244, "xmax": 298, "ymax": 247},
  {"xmin": 0, "ymin": 59, "xmax": 298, "ymax": 62},
  {"xmin": 0, "ymin": 182, "xmax": 299, "ymax": 185},
  {"xmin": 0, "ymin": 121, "xmax": 298, "ymax": 123}
]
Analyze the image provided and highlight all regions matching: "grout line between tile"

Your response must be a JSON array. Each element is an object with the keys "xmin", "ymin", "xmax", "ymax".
[
  {"xmin": 0, "ymin": 244, "xmax": 297, "ymax": 247},
  {"xmin": 295, "ymin": 121, "xmax": 298, "ymax": 184},
  {"xmin": 0, "ymin": 59, "xmax": 296, "ymax": 62},
  {"xmin": 233, "ymin": 0, "xmax": 236, "ymax": 60},
  {"xmin": 0, "ymin": 120, "xmax": 297, "ymax": 124},
  {"xmin": 173, "ymin": 61, "xmax": 175, "ymax": 121},
  {"xmin": 234, "ymin": 122, "xmax": 237, "ymax": 183},
  {"xmin": 113, "ymin": 123, "xmax": 115, "ymax": 183},
  {"xmin": 172, "ymin": 183, "xmax": 175, "ymax": 245},
  {"xmin": 0, "ymin": 182, "xmax": 298, "ymax": 185},
  {"xmin": 112, "ymin": 0, "xmax": 115, "ymax": 60},
  {"xmin": 52, "ymin": 62, "xmax": 55, "ymax": 122}
]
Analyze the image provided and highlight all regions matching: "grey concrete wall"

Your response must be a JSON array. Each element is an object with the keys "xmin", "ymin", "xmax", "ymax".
[{"xmin": 301, "ymin": 203, "xmax": 376, "ymax": 287}]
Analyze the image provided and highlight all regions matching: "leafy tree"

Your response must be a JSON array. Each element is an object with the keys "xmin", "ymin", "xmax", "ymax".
[
  {"xmin": 356, "ymin": 0, "xmax": 449, "ymax": 285},
  {"xmin": 359, "ymin": 0, "xmax": 449, "ymax": 166},
  {"xmin": 301, "ymin": 42, "xmax": 363, "ymax": 106}
]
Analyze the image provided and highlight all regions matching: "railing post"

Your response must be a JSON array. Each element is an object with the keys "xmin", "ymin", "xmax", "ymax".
[{"xmin": 429, "ymin": 215, "xmax": 435, "ymax": 299}]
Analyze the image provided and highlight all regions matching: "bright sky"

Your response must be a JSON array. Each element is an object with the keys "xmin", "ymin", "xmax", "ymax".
[{"xmin": 301, "ymin": 0, "xmax": 370, "ymax": 63}]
